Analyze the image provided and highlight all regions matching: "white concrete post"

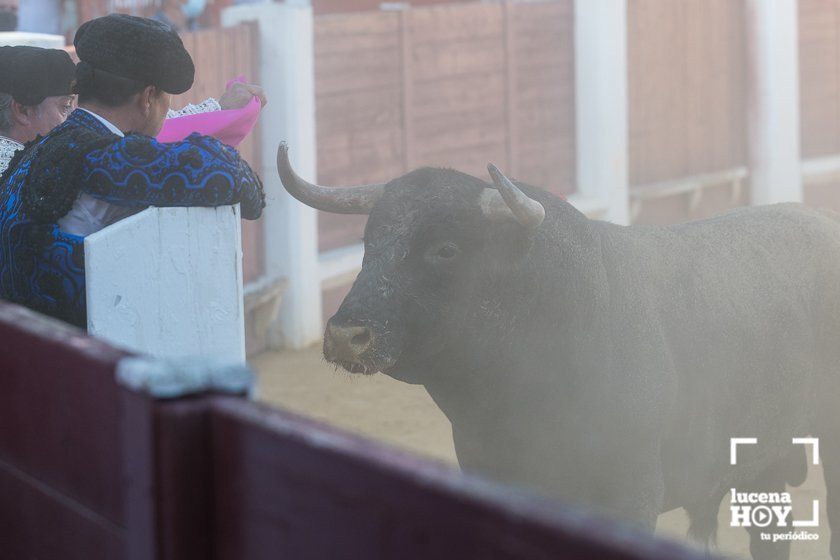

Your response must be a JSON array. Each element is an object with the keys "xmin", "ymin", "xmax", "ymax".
[
  {"xmin": 85, "ymin": 206, "xmax": 246, "ymax": 362},
  {"xmin": 17, "ymin": 0, "xmax": 62, "ymax": 35},
  {"xmin": 574, "ymin": 0, "xmax": 629, "ymax": 224},
  {"xmin": 223, "ymin": 3, "xmax": 322, "ymax": 350},
  {"xmin": 745, "ymin": 0, "xmax": 803, "ymax": 204}
]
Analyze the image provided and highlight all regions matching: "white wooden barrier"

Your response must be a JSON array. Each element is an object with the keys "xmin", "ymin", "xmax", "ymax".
[
  {"xmin": 85, "ymin": 206, "xmax": 246, "ymax": 363},
  {"xmin": 0, "ymin": 32, "xmax": 64, "ymax": 48}
]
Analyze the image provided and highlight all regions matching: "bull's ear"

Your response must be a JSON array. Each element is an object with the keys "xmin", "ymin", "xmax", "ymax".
[{"xmin": 481, "ymin": 164, "xmax": 545, "ymax": 228}]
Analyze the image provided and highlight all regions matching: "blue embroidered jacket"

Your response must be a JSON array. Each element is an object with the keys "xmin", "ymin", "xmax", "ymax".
[{"xmin": 0, "ymin": 109, "xmax": 265, "ymax": 327}]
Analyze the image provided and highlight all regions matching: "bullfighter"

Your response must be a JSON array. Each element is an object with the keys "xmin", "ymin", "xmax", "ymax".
[{"xmin": 0, "ymin": 14, "xmax": 266, "ymax": 328}]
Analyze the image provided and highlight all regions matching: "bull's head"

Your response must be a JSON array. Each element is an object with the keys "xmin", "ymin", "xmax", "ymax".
[{"xmin": 277, "ymin": 144, "xmax": 552, "ymax": 382}]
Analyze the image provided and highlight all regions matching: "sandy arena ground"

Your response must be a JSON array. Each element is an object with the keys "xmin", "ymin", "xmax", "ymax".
[{"xmin": 254, "ymin": 344, "xmax": 831, "ymax": 559}]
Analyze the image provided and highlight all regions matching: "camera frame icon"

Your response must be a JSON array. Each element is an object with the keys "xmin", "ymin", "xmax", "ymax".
[{"xmin": 729, "ymin": 437, "xmax": 820, "ymax": 528}]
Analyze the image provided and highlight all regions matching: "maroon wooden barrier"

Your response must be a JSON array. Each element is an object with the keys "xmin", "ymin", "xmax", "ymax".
[
  {"xmin": 0, "ymin": 303, "xmax": 127, "ymax": 560},
  {"xmin": 210, "ymin": 398, "xmax": 715, "ymax": 560},
  {"xmin": 0, "ymin": 302, "xmax": 222, "ymax": 560},
  {"xmin": 0, "ymin": 301, "xmax": 719, "ymax": 559}
]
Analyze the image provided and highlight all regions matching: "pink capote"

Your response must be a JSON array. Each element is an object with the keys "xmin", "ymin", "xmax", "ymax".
[{"xmin": 156, "ymin": 77, "xmax": 261, "ymax": 147}]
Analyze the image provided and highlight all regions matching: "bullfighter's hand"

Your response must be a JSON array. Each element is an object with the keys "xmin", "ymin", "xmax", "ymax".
[{"xmin": 219, "ymin": 83, "xmax": 268, "ymax": 110}]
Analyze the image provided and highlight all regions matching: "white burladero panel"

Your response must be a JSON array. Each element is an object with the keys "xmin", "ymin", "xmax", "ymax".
[{"xmin": 85, "ymin": 206, "xmax": 246, "ymax": 362}]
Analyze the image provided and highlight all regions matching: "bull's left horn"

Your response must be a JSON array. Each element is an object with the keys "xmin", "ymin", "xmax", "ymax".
[
  {"xmin": 277, "ymin": 143, "xmax": 385, "ymax": 214},
  {"xmin": 483, "ymin": 164, "xmax": 545, "ymax": 228}
]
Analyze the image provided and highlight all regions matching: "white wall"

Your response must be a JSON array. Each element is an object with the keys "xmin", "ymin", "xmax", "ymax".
[
  {"xmin": 574, "ymin": 0, "xmax": 629, "ymax": 224},
  {"xmin": 745, "ymin": 0, "xmax": 803, "ymax": 204},
  {"xmin": 223, "ymin": 3, "xmax": 322, "ymax": 350}
]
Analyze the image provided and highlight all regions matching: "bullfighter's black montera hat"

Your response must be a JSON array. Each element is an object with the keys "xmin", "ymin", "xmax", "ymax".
[
  {"xmin": 0, "ymin": 46, "xmax": 76, "ymax": 106},
  {"xmin": 73, "ymin": 13, "xmax": 195, "ymax": 95}
]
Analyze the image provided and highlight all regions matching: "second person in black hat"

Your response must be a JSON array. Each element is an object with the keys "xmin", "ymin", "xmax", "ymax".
[
  {"xmin": 0, "ymin": 46, "xmax": 76, "ymax": 174},
  {"xmin": 0, "ymin": 13, "xmax": 266, "ymax": 328}
]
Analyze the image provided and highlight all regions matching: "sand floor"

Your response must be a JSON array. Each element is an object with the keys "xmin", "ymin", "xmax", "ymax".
[{"xmin": 253, "ymin": 344, "xmax": 831, "ymax": 559}]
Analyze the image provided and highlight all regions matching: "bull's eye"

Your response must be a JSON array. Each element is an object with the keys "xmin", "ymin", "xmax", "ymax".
[{"xmin": 425, "ymin": 241, "xmax": 460, "ymax": 265}]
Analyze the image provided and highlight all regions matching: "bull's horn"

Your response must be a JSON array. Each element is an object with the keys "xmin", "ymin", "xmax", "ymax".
[
  {"xmin": 483, "ymin": 164, "xmax": 545, "ymax": 228},
  {"xmin": 277, "ymin": 143, "xmax": 385, "ymax": 214}
]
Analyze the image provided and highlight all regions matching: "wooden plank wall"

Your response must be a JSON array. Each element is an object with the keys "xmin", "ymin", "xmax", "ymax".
[
  {"xmin": 76, "ymin": 0, "xmax": 185, "ymax": 28},
  {"xmin": 799, "ymin": 0, "xmax": 840, "ymax": 160},
  {"xmin": 314, "ymin": 1, "xmax": 575, "ymax": 253},
  {"xmin": 74, "ymin": 0, "xmax": 460, "ymax": 24},
  {"xmin": 315, "ymin": 10, "xmax": 402, "ymax": 252},
  {"xmin": 627, "ymin": 0, "xmax": 748, "ymax": 224},
  {"xmin": 798, "ymin": 0, "xmax": 840, "ymax": 209},
  {"xmin": 514, "ymin": 1, "xmax": 576, "ymax": 199},
  {"xmin": 314, "ymin": 0, "xmax": 471, "ymax": 15},
  {"xmin": 74, "ymin": 0, "xmax": 237, "ymax": 29},
  {"xmin": 172, "ymin": 23, "xmax": 264, "ymax": 284}
]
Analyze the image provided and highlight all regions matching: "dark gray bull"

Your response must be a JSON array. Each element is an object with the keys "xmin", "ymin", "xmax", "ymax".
[{"xmin": 278, "ymin": 144, "xmax": 840, "ymax": 559}]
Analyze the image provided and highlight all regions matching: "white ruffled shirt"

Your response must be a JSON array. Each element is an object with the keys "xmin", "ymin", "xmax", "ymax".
[
  {"xmin": 56, "ymin": 98, "xmax": 222, "ymax": 236},
  {"xmin": 0, "ymin": 135, "xmax": 23, "ymax": 175}
]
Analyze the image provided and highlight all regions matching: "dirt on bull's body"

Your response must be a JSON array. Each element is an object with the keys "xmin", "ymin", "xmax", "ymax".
[{"xmin": 254, "ymin": 344, "xmax": 831, "ymax": 559}]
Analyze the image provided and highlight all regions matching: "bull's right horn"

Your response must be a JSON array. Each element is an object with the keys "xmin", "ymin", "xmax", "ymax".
[
  {"xmin": 277, "ymin": 143, "xmax": 385, "ymax": 214},
  {"xmin": 484, "ymin": 164, "xmax": 545, "ymax": 228}
]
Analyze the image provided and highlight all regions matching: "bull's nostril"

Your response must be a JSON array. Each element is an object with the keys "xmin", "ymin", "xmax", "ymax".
[
  {"xmin": 325, "ymin": 323, "xmax": 374, "ymax": 364},
  {"xmin": 351, "ymin": 330, "xmax": 371, "ymax": 347}
]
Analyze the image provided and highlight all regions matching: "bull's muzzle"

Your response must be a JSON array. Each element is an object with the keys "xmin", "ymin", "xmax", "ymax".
[{"xmin": 324, "ymin": 322, "xmax": 375, "ymax": 373}]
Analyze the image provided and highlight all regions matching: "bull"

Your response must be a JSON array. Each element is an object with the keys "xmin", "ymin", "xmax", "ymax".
[{"xmin": 277, "ymin": 144, "xmax": 840, "ymax": 560}]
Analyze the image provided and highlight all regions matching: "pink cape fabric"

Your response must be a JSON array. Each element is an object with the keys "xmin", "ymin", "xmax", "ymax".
[{"xmin": 156, "ymin": 77, "xmax": 260, "ymax": 147}]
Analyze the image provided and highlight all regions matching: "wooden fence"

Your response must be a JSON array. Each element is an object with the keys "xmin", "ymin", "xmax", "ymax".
[
  {"xmin": 74, "ymin": 0, "xmax": 235, "ymax": 29},
  {"xmin": 796, "ymin": 0, "xmax": 840, "ymax": 210},
  {"xmin": 314, "ymin": 1, "xmax": 576, "ymax": 252},
  {"xmin": 800, "ymin": 0, "xmax": 840, "ymax": 160},
  {"xmin": 73, "ymin": 0, "xmax": 473, "ymax": 23},
  {"xmin": 172, "ymin": 23, "xmax": 264, "ymax": 285},
  {"xmin": 628, "ymin": 0, "xmax": 748, "ymax": 187},
  {"xmin": 0, "ymin": 301, "xmax": 713, "ymax": 560},
  {"xmin": 627, "ymin": 0, "xmax": 749, "ymax": 224}
]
